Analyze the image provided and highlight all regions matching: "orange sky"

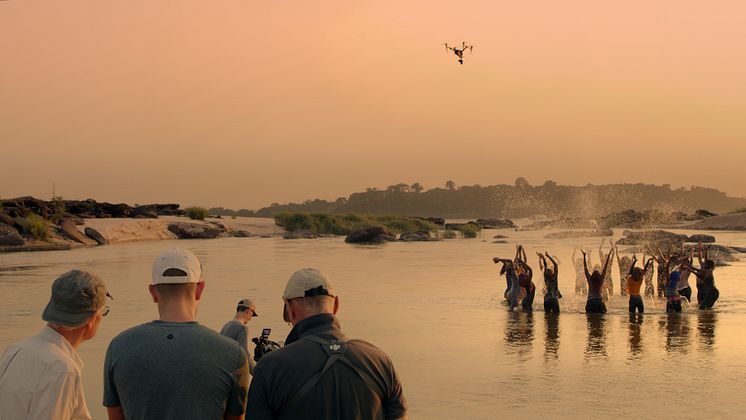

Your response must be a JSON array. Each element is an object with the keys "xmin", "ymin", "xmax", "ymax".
[{"xmin": 1, "ymin": 1, "xmax": 745, "ymax": 209}]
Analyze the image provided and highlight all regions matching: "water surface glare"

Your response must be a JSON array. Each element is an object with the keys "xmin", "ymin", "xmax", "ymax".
[{"xmin": 1, "ymin": 228, "xmax": 745, "ymax": 419}]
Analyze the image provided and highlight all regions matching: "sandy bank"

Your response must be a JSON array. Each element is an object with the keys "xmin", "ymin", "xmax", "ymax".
[
  {"xmin": 83, "ymin": 217, "xmax": 284, "ymax": 244},
  {"xmin": 688, "ymin": 213, "xmax": 746, "ymax": 230}
]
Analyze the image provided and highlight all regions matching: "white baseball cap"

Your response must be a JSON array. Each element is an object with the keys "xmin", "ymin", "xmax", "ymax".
[{"xmin": 151, "ymin": 248, "xmax": 202, "ymax": 285}]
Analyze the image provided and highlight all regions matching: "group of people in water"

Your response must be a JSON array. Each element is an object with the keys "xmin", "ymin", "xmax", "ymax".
[{"xmin": 494, "ymin": 239, "xmax": 720, "ymax": 314}]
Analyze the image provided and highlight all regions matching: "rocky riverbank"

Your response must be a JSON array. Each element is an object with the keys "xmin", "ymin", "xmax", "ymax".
[{"xmin": 0, "ymin": 197, "xmax": 286, "ymax": 253}]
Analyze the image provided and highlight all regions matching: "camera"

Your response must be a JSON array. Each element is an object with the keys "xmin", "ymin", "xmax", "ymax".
[{"xmin": 251, "ymin": 328, "xmax": 284, "ymax": 362}]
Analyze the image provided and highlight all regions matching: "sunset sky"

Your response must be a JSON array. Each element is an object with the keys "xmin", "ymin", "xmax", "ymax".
[{"xmin": 2, "ymin": 1, "xmax": 745, "ymax": 209}]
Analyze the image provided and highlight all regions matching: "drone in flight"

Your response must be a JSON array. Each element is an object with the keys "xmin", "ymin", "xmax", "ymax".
[{"xmin": 444, "ymin": 42, "xmax": 474, "ymax": 65}]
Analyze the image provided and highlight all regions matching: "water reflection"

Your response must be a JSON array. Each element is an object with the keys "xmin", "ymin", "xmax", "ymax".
[
  {"xmin": 544, "ymin": 313, "xmax": 559, "ymax": 359},
  {"xmin": 661, "ymin": 313, "xmax": 691, "ymax": 353},
  {"xmin": 628, "ymin": 313, "xmax": 643, "ymax": 357},
  {"xmin": 697, "ymin": 310, "xmax": 717, "ymax": 350},
  {"xmin": 505, "ymin": 310, "xmax": 534, "ymax": 359},
  {"xmin": 585, "ymin": 314, "xmax": 607, "ymax": 358}
]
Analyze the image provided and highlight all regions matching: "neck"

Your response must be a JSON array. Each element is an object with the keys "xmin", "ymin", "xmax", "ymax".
[
  {"xmin": 233, "ymin": 313, "xmax": 247, "ymax": 324},
  {"xmin": 157, "ymin": 299, "xmax": 198, "ymax": 322},
  {"xmin": 49, "ymin": 324, "xmax": 85, "ymax": 349}
]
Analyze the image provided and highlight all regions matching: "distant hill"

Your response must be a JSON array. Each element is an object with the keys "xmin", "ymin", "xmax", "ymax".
[{"xmin": 253, "ymin": 180, "xmax": 746, "ymax": 219}]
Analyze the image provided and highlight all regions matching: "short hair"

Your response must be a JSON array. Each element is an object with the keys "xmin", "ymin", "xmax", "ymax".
[
  {"xmin": 155, "ymin": 283, "xmax": 197, "ymax": 300},
  {"xmin": 236, "ymin": 306, "xmax": 251, "ymax": 313},
  {"xmin": 292, "ymin": 295, "xmax": 334, "ymax": 314}
]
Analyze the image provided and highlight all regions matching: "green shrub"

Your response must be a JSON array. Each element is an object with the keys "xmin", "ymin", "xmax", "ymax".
[
  {"xmin": 17, "ymin": 213, "xmax": 49, "ymax": 241},
  {"xmin": 442, "ymin": 230, "xmax": 457, "ymax": 239},
  {"xmin": 185, "ymin": 207, "xmax": 209, "ymax": 220},
  {"xmin": 456, "ymin": 223, "xmax": 481, "ymax": 238},
  {"xmin": 274, "ymin": 213, "xmax": 437, "ymax": 235},
  {"xmin": 731, "ymin": 207, "xmax": 746, "ymax": 214},
  {"xmin": 50, "ymin": 196, "xmax": 66, "ymax": 224}
]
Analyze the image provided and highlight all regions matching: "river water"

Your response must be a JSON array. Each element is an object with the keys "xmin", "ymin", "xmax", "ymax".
[{"xmin": 1, "ymin": 226, "xmax": 745, "ymax": 419}]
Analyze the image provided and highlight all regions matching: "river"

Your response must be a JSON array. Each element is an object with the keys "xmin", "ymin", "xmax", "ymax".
[{"xmin": 1, "ymin": 226, "xmax": 745, "ymax": 419}]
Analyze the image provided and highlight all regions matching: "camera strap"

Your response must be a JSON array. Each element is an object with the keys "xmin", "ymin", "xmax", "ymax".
[{"xmin": 279, "ymin": 336, "xmax": 384, "ymax": 414}]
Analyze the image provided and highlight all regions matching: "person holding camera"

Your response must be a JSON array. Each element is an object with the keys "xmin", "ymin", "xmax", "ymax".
[
  {"xmin": 246, "ymin": 268, "xmax": 408, "ymax": 419},
  {"xmin": 221, "ymin": 298, "xmax": 258, "ymax": 374}
]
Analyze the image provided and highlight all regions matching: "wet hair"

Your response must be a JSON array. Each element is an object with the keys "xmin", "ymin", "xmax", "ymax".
[
  {"xmin": 544, "ymin": 268, "xmax": 554, "ymax": 279},
  {"xmin": 590, "ymin": 271, "xmax": 603, "ymax": 283},
  {"xmin": 704, "ymin": 259, "xmax": 715, "ymax": 270},
  {"xmin": 631, "ymin": 267, "xmax": 643, "ymax": 281}
]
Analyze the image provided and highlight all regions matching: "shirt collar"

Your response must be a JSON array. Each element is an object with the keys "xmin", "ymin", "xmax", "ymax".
[
  {"xmin": 285, "ymin": 313, "xmax": 345, "ymax": 345},
  {"xmin": 39, "ymin": 326, "xmax": 84, "ymax": 369}
]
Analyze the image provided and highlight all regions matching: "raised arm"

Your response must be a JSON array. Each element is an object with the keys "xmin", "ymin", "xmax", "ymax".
[
  {"xmin": 546, "ymin": 252, "xmax": 558, "ymax": 274},
  {"xmin": 600, "ymin": 251, "xmax": 613, "ymax": 280},
  {"xmin": 629, "ymin": 255, "xmax": 638, "ymax": 276},
  {"xmin": 697, "ymin": 241, "xmax": 704, "ymax": 265},
  {"xmin": 644, "ymin": 257, "xmax": 654, "ymax": 274},
  {"xmin": 581, "ymin": 249, "xmax": 591, "ymax": 280},
  {"xmin": 537, "ymin": 252, "xmax": 546, "ymax": 271}
]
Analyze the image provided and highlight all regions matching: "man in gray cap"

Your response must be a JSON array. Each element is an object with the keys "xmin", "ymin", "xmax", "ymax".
[
  {"xmin": 221, "ymin": 298, "xmax": 258, "ymax": 374},
  {"xmin": 246, "ymin": 268, "xmax": 408, "ymax": 420},
  {"xmin": 0, "ymin": 270, "xmax": 111, "ymax": 420}
]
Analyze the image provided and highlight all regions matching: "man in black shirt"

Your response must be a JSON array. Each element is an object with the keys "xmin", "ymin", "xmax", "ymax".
[{"xmin": 246, "ymin": 268, "xmax": 408, "ymax": 420}]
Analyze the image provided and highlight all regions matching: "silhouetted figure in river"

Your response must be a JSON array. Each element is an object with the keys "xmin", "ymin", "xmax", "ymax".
[
  {"xmin": 627, "ymin": 255, "xmax": 653, "ymax": 314},
  {"xmin": 538, "ymin": 252, "xmax": 562, "ymax": 314},
  {"xmin": 599, "ymin": 239, "xmax": 614, "ymax": 300},
  {"xmin": 494, "ymin": 258, "xmax": 521, "ymax": 310},
  {"xmin": 683, "ymin": 242, "xmax": 719, "ymax": 310},
  {"xmin": 581, "ymin": 248, "xmax": 612, "ymax": 314},
  {"xmin": 642, "ymin": 252, "xmax": 655, "ymax": 297},
  {"xmin": 613, "ymin": 242, "xmax": 632, "ymax": 296},
  {"xmin": 676, "ymin": 246, "xmax": 694, "ymax": 303},
  {"xmin": 516, "ymin": 259, "xmax": 535, "ymax": 311},
  {"xmin": 572, "ymin": 248, "xmax": 588, "ymax": 295}
]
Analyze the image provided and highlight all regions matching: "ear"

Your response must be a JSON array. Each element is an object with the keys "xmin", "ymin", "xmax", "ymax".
[
  {"xmin": 149, "ymin": 284, "xmax": 158, "ymax": 303},
  {"xmin": 195, "ymin": 281, "xmax": 205, "ymax": 301},
  {"xmin": 332, "ymin": 296, "xmax": 340, "ymax": 314}
]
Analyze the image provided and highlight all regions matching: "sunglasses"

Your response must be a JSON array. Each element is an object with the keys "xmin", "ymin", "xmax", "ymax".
[{"xmin": 102, "ymin": 305, "xmax": 111, "ymax": 317}]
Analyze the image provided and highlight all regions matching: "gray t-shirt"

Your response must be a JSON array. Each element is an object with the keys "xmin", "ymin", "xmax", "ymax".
[
  {"xmin": 103, "ymin": 321, "xmax": 249, "ymax": 419},
  {"xmin": 220, "ymin": 319, "xmax": 256, "ymax": 374}
]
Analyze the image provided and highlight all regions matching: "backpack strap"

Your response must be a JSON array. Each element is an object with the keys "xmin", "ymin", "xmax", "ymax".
[{"xmin": 279, "ymin": 336, "xmax": 384, "ymax": 414}]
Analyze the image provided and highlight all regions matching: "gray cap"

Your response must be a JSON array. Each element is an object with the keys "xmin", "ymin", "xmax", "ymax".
[
  {"xmin": 42, "ymin": 270, "xmax": 108, "ymax": 328},
  {"xmin": 237, "ymin": 298, "xmax": 258, "ymax": 316},
  {"xmin": 282, "ymin": 268, "xmax": 335, "ymax": 322}
]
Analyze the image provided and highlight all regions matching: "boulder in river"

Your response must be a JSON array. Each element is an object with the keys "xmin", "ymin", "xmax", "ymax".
[
  {"xmin": 686, "ymin": 234, "xmax": 716, "ymax": 243},
  {"xmin": 132, "ymin": 205, "xmax": 159, "ymax": 219},
  {"xmin": 345, "ymin": 226, "xmax": 397, "ymax": 244},
  {"xmin": 58, "ymin": 219, "xmax": 96, "ymax": 245},
  {"xmin": 283, "ymin": 230, "xmax": 317, "ymax": 239},
  {"xmin": 168, "ymin": 222, "xmax": 221, "ymax": 239},
  {"xmin": 232, "ymin": 230, "xmax": 253, "ymax": 238},
  {"xmin": 84, "ymin": 227, "xmax": 108, "ymax": 245},
  {"xmin": 399, "ymin": 231, "xmax": 439, "ymax": 242}
]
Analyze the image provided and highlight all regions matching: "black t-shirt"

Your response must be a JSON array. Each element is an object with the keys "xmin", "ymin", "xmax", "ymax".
[{"xmin": 246, "ymin": 313, "xmax": 407, "ymax": 420}]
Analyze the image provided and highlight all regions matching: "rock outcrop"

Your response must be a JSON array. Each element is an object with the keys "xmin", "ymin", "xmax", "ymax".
[
  {"xmin": 0, "ymin": 223, "xmax": 25, "ymax": 246},
  {"xmin": 399, "ymin": 231, "xmax": 440, "ymax": 242},
  {"xmin": 58, "ymin": 219, "xmax": 96, "ymax": 245},
  {"xmin": 345, "ymin": 226, "xmax": 396, "ymax": 244},
  {"xmin": 283, "ymin": 230, "xmax": 317, "ymax": 239},
  {"xmin": 167, "ymin": 222, "xmax": 221, "ymax": 239},
  {"xmin": 544, "ymin": 229, "xmax": 613, "ymax": 240},
  {"xmin": 84, "ymin": 227, "xmax": 108, "ymax": 245}
]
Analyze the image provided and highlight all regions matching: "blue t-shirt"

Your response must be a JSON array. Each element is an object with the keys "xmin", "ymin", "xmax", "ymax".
[{"xmin": 104, "ymin": 321, "xmax": 249, "ymax": 419}]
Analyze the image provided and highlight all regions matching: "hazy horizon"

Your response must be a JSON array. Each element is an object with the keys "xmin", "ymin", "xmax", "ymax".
[{"xmin": 2, "ymin": 1, "xmax": 745, "ymax": 209}]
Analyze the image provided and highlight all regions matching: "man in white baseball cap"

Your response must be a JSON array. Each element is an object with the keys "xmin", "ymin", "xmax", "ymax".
[
  {"xmin": 103, "ymin": 248, "xmax": 250, "ymax": 420},
  {"xmin": 247, "ymin": 267, "xmax": 408, "ymax": 419}
]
